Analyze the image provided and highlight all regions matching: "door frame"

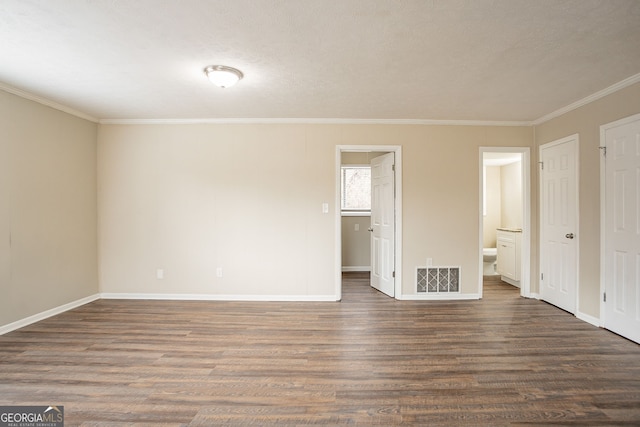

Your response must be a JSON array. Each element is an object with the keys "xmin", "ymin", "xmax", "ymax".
[
  {"xmin": 478, "ymin": 147, "xmax": 531, "ymax": 298},
  {"xmin": 539, "ymin": 134, "xmax": 580, "ymax": 312},
  {"xmin": 599, "ymin": 112, "xmax": 640, "ymax": 329},
  {"xmin": 335, "ymin": 145, "xmax": 402, "ymax": 300}
]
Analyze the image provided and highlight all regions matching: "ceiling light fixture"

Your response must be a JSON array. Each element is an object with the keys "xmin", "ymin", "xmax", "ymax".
[{"xmin": 204, "ymin": 65, "xmax": 243, "ymax": 88}]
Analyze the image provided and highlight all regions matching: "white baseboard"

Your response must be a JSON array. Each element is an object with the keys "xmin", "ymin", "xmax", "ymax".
[
  {"xmin": 576, "ymin": 310, "xmax": 601, "ymax": 327},
  {"xmin": 399, "ymin": 293, "xmax": 481, "ymax": 301},
  {"xmin": 500, "ymin": 276, "xmax": 521, "ymax": 288},
  {"xmin": 100, "ymin": 293, "xmax": 339, "ymax": 302},
  {"xmin": 341, "ymin": 266, "xmax": 371, "ymax": 272},
  {"xmin": 0, "ymin": 293, "xmax": 100, "ymax": 335},
  {"xmin": 531, "ymin": 295, "xmax": 600, "ymax": 327}
]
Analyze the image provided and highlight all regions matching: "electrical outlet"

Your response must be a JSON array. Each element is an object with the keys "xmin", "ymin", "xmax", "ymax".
[
  {"xmin": 427, "ymin": 258, "xmax": 433, "ymax": 266},
  {"xmin": 355, "ymin": 223, "xmax": 359, "ymax": 231},
  {"xmin": 157, "ymin": 269, "xmax": 164, "ymax": 279},
  {"xmin": 216, "ymin": 267, "xmax": 223, "ymax": 278}
]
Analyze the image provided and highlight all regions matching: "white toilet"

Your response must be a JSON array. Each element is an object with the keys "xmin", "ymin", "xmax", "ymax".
[{"xmin": 483, "ymin": 247, "xmax": 498, "ymax": 275}]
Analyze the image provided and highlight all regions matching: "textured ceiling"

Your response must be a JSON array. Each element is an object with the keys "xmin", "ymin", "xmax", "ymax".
[{"xmin": 0, "ymin": 0, "xmax": 639, "ymax": 122}]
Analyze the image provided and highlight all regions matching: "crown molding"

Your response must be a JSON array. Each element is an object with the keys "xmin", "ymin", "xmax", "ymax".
[
  {"xmin": 532, "ymin": 72, "xmax": 640, "ymax": 126},
  {"xmin": 3, "ymin": 72, "xmax": 639, "ymax": 128},
  {"xmin": 0, "ymin": 82, "xmax": 99, "ymax": 123},
  {"xmin": 99, "ymin": 117, "xmax": 532, "ymax": 126}
]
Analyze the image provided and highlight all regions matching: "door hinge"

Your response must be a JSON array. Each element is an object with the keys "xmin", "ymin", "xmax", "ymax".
[
  {"xmin": 603, "ymin": 292, "xmax": 606, "ymax": 302},
  {"xmin": 599, "ymin": 146, "xmax": 607, "ymax": 157},
  {"xmin": 539, "ymin": 161, "xmax": 544, "ymax": 170},
  {"xmin": 392, "ymin": 271, "xmax": 395, "ymax": 278},
  {"xmin": 541, "ymin": 272, "xmax": 544, "ymax": 281},
  {"xmin": 392, "ymin": 164, "xmax": 395, "ymax": 172}
]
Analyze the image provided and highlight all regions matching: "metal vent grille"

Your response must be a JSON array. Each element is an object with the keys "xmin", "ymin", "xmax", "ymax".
[{"xmin": 417, "ymin": 267, "xmax": 460, "ymax": 293}]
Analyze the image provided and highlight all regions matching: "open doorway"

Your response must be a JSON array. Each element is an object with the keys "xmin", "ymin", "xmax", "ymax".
[
  {"xmin": 479, "ymin": 147, "xmax": 531, "ymax": 298},
  {"xmin": 335, "ymin": 146, "xmax": 402, "ymax": 301}
]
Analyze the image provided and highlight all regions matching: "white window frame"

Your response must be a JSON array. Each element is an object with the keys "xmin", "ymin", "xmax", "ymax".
[{"xmin": 340, "ymin": 164, "xmax": 371, "ymax": 216}]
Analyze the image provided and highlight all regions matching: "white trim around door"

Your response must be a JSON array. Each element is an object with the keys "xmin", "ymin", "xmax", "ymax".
[{"xmin": 335, "ymin": 146, "xmax": 402, "ymax": 301}]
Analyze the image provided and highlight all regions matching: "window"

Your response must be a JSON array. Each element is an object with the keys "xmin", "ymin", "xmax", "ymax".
[{"xmin": 341, "ymin": 166, "xmax": 371, "ymax": 214}]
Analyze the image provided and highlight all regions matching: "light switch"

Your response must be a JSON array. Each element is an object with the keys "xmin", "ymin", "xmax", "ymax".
[
  {"xmin": 157, "ymin": 269, "xmax": 164, "ymax": 279},
  {"xmin": 355, "ymin": 223, "xmax": 360, "ymax": 231},
  {"xmin": 322, "ymin": 203, "xmax": 329, "ymax": 214}
]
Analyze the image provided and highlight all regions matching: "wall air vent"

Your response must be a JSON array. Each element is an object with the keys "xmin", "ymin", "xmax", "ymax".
[{"xmin": 417, "ymin": 267, "xmax": 460, "ymax": 293}]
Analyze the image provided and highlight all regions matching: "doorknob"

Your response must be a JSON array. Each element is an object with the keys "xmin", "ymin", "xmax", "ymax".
[
  {"xmin": 368, "ymin": 227, "xmax": 374, "ymax": 232},
  {"xmin": 565, "ymin": 233, "xmax": 574, "ymax": 239}
]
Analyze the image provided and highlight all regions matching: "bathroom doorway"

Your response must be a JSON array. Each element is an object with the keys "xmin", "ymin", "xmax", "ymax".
[{"xmin": 479, "ymin": 148, "xmax": 530, "ymax": 298}]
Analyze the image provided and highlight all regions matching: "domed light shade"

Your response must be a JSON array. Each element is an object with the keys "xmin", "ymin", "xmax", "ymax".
[{"xmin": 204, "ymin": 65, "xmax": 243, "ymax": 88}]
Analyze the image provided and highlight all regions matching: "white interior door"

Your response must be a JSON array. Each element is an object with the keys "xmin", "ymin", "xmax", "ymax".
[
  {"xmin": 602, "ymin": 114, "xmax": 640, "ymax": 344},
  {"xmin": 370, "ymin": 152, "xmax": 395, "ymax": 297},
  {"xmin": 540, "ymin": 136, "xmax": 578, "ymax": 313}
]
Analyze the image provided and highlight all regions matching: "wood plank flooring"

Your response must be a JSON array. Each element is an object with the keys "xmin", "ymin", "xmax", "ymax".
[{"xmin": 1, "ymin": 273, "xmax": 639, "ymax": 426}]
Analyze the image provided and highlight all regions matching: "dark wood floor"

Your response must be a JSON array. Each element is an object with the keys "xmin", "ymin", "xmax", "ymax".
[{"xmin": 1, "ymin": 273, "xmax": 639, "ymax": 426}]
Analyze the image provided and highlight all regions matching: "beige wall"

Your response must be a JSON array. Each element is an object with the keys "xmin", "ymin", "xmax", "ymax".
[
  {"xmin": 98, "ymin": 123, "xmax": 533, "ymax": 297},
  {"xmin": 0, "ymin": 90, "xmax": 98, "ymax": 327},
  {"xmin": 534, "ymin": 81, "xmax": 640, "ymax": 317},
  {"xmin": 401, "ymin": 126, "xmax": 532, "ymax": 294},
  {"xmin": 483, "ymin": 166, "xmax": 501, "ymax": 248},
  {"xmin": 98, "ymin": 124, "xmax": 337, "ymax": 296},
  {"xmin": 341, "ymin": 216, "xmax": 371, "ymax": 269},
  {"xmin": 483, "ymin": 161, "xmax": 523, "ymax": 248},
  {"xmin": 501, "ymin": 161, "xmax": 523, "ymax": 229}
]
